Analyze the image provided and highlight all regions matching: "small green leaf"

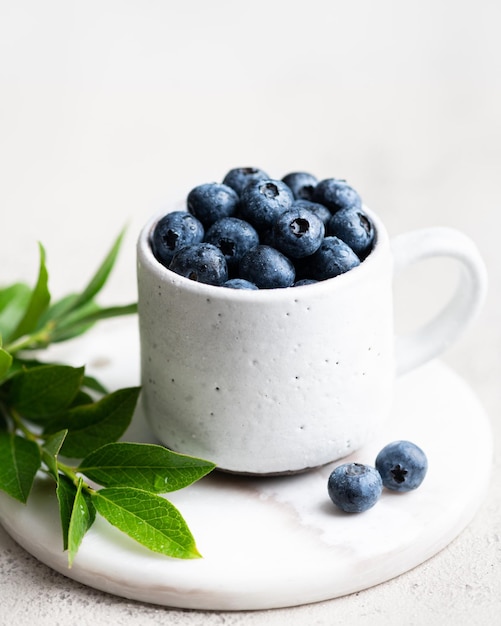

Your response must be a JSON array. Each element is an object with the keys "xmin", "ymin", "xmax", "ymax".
[
  {"xmin": 0, "ymin": 283, "xmax": 32, "ymax": 341},
  {"xmin": 82, "ymin": 374, "xmax": 108, "ymax": 395},
  {"xmin": 92, "ymin": 487, "xmax": 202, "ymax": 559},
  {"xmin": 0, "ymin": 431, "xmax": 41, "ymax": 502},
  {"xmin": 79, "ymin": 442, "xmax": 215, "ymax": 493},
  {"xmin": 8, "ymin": 364, "xmax": 85, "ymax": 421},
  {"xmin": 10, "ymin": 243, "xmax": 51, "ymax": 341},
  {"xmin": 56, "ymin": 474, "xmax": 96, "ymax": 563},
  {"xmin": 0, "ymin": 346, "xmax": 13, "ymax": 380},
  {"xmin": 42, "ymin": 430, "xmax": 68, "ymax": 480},
  {"xmin": 56, "ymin": 387, "xmax": 140, "ymax": 458},
  {"xmin": 68, "ymin": 477, "xmax": 95, "ymax": 567}
]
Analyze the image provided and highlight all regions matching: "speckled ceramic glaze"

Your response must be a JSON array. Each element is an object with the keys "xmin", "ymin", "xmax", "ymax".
[{"xmin": 137, "ymin": 208, "xmax": 487, "ymax": 474}]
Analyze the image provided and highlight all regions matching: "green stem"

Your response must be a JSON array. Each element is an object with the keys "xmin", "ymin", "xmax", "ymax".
[
  {"xmin": 11, "ymin": 408, "xmax": 38, "ymax": 442},
  {"xmin": 5, "ymin": 321, "xmax": 56, "ymax": 355},
  {"xmin": 57, "ymin": 460, "xmax": 95, "ymax": 494}
]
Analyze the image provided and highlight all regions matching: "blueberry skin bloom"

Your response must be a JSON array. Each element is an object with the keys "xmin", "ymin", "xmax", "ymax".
[
  {"xmin": 222, "ymin": 167, "xmax": 270, "ymax": 195},
  {"xmin": 151, "ymin": 211, "xmax": 204, "ymax": 268},
  {"xmin": 204, "ymin": 217, "xmax": 259, "ymax": 272},
  {"xmin": 313, "ymin": 178, "xmax": 362, "ymax": 213},
  {"xmin": 304, "ymin": 236, "xmax": 360, "ymax": 280},
  {"xmin": 281, "ymin": 171, "xmax": 318, "ymax": 200},
  {"xmin": 239, "ymin": 245, "xmax": 295, "ymax": 289},
  {"xmin": 328, "ymin": 463, "xmax": 383, "ymax": 513},
  {"xmin": 240, "ymin": 179, "xmax": 294, "ymax": 231},
  {"xmin": 187, "ymin": 182, "xmax": 239, "ymax": 228},
  {"xmin": 273, "ymin": 206, "xmax": 325, "ymax": 259},
  {"xmin": 169, "ymin": 243, "xmax": 228, "ymax": 286},
  {"xmin": 327, "ymin": 207, "xmax": 375, "ymax": 259},
  {"xmin": 223, "ymin": 278, "xmax": 259, "ymax": 290},
  {"xmin": 375, "ymin": 441, "xmax": 428, "ymax": 492}
]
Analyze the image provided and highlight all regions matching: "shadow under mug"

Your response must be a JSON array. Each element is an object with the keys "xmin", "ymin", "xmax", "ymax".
[{"xmin": 136, "ymin": 207, "xmax": 487, "ymax": 474}]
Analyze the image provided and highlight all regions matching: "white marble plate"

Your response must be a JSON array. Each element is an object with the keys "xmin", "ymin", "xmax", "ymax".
[{"xmin": 0, "ymin": 321, "xmax": 492, "ymax": 610}]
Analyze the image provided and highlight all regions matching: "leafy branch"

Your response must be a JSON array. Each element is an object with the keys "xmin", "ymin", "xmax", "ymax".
[{"xmin": 0, "ymin": 233, "xmax": 215, "ymax": 565}]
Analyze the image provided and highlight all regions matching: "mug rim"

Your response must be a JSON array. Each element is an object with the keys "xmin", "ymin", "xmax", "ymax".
[{"xmin": 137, "ymin": 205, "xmax": 389, "ymax": 302}]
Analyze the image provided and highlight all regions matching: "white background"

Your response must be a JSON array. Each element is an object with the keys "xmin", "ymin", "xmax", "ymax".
[{"xmin": 0, "ymin": 1, "xmax": 500, "ymax": 624}]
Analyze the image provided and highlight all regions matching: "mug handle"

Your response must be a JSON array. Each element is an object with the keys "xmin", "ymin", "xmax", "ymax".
[{"xmin": 391, "ymin": 227, "xmax": 488, "ymax": 376}]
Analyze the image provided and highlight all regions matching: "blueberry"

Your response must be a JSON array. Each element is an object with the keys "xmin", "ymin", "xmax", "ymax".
[
  {"xmin": 222, "ymin": 167, "xmax": 270, "ymax": 195},
  {"xmin": 281, "ymin": 171, "xmax": 318, "ymax": 200},
  {"xmin": 273, "ymin": 206, "xmax": 325, "ymax": 259},
  {"xmin": 169, "ymin": 243, "xmax": 228, "ymax": 286},
  {"xmin": 187, "ymin": 182, "xmax": 239, "ymax": 228},
  {"xmin": 293, "ymin": 278, "xmax": 318, "ymax": 287},
  {"xmin": 151, "ymin": 211, "xmax": 204, "ymax": 267},
  {"xmin": 239, "ymin": 245, "xmax": 295, "ymax": 289},
  {"xmin": 303, "ymin": 236, "xmax": 360, "ymax": 280},
  {"xmin": 328, "ymin": 463, "xmax": 383, "ymax": 513},
  {"xmin": 375, "ymin": 441, "xmax": 428, "ymax": 492},
  {"xmin": 292, "ymin": 199, "xmax": 332, "ymax": 226},
  {"xmin": 204, "ymin": 217, "xmax": 259, "ymax": 272},
  {"xmin": 313, "ymin": 178, "xmax": 362, "ymax": 213},
  {"xmin": 327, "ymin": 207, "xmax": 375, "ymax": 259},
  {"xmin": 223, "ymin": 278, "xmax": 259, "ymax": 290},
  {"xmin": 240, "ymin": 179, "xmax": 294, "ymax": 230}
]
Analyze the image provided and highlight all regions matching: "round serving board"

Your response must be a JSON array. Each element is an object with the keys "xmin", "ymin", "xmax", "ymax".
[{"xmin": 0, "ymin": 320, "xmax": 492, "ymax": 611}]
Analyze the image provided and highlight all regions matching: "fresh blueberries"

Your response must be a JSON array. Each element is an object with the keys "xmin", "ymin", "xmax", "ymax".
[
  {"xmin": 328, "ymin": 463, "xmax": 383, "ymax": 513},
  {"xmin": 169, "ymin": 243, "xmax": 228, "ymax": 286},
  {"xmin": 281, "ymin": 171, "xmax": 318, "ymax": 200},
  {"xmin": 187, "ymin": 182, "xmax": 239, "ymax": 228},
  {"xmin": 375, "ymin": 441, "xmax": 428, "ymax": 492},
  {"xmin": 328, "ymin": 207, "xmax": 375, "ymax": 259},
  {"xmin": 239, "ymin": 245, "xmax": 295, "ymax": 289},
  {"xmin": 303, "ymin": 236, "xmax": 360, "ymax": 280},
  {"xmin": 240, "ymin": 179, "xmax": 294, "ymax": 230},
  {"xmin": 313, "ymin": 178, "xmax": 362, "ymax": 213},
  {"xmin": 292, "ymin": 199, "xmax": 332, "ymax": 226},
  {"xmin": 273, "ymin": 206, "xmax": 325, "ymax": 259},
  {"xmin": 204, "ymin": 217, "xmax": 260, "ymax": 273},
  {"xmin": 223, "ymin": 278, "xmax": 259, "ymax": 290},
  {"xmin": 222, "ymin": 167, "xmax": 270, "ymax": 195},
  {"xmin": 151, "ymin": 211, "xmax": 204, "ymax": 267}
]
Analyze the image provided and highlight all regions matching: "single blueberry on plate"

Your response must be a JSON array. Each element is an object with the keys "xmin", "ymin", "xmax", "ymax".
[
  {"xmin": 292, "ymin": 199, "xmax": 332, "ymax": 226},
  {"xmin": 222, "ymin": 167, "xmax": 270, "ymax": 195},
  {"xmin": 239, "ymin": 245, "xmax": 295, "ymax": 289},
  {"xmin": 151, "ymin": 211, "xmax": 204, "ymax": 267},
  {"xmin": 281, "ymin": 171, "xmax": 318, "ymax": 200},
  {"xmin": 313, "ymin": 178, "xmax": 362, "ymax": 213},
  {"xmin": 187, "ymin": 182, "xmax": 239, "ymax": 228},
  {"xmin": 327, "ymin": 207, "xmax": 375, "ymax": 259},
  {"xmin": 328, "ymin": 463, "xmax": 383, "ymax": 513},
  {"xmin": 375, "ymin": 440, "xmax": 428, "ymax": 492},
  {"xmin": 223, "ymin": 278, "xmax": 259, "ymax": 290},
  {"xmin": 204, "ymin": 217, "xmax": 259, "ymax": 272},
  {"xmin": 303, "ymin": 236, "xmax": 360, "ymax": 280},
  {"xmin": 273, "ymin": 206, "xmax": 325, "ymax": 259},
  {"xmin": 169, "ymin": 243, "xmax": 228, "ymax": 286},
  {"xmin": 240, "ymin": 179, "xmax": 294, "ymax": 230}
]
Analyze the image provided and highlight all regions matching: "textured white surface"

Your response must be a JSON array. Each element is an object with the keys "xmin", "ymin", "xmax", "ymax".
[
  {"xmin": 1, "ymin": 0, "xmax": 500, "ymax": 624},
  {"xmin": 0, "ymin": 322, "xmax": 492, "ymax": 610}
]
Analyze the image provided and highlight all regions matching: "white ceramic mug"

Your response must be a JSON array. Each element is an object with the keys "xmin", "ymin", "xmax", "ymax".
[{"xmin": 136, "ymin": 207, "xmax": 487, "ymax": 474}]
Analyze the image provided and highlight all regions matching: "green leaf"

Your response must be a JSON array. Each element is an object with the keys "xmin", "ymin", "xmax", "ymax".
[
  {"xmin": 42, "ymin": 430, "xmax": 68, "ymax": 480},
  {"xmin": 0, "ymin": 346, "xmax": 13, "ymax": 380},
  {"xmin": 78, "ymin": 443, "xmax": 215, "ymax": 493},
  {"xmin": 92, "ymin": 487, "xmax": 202, "ymax": 559},
  {"xmin": 82, "ymin": 374, "xmax": 108, "ymax": 395},
  {"xmin": 8, "ymin": 364, "xmax": 85, "ymax": 421},
  {"xmin": 9, "ymin": 243, "xmax": 51, "ymax": 341},
  {"xmin": 0, "ymin": 431, "xmax": 41, "ymax": 502},
  {"xmin": 51, "ymin": 303, "xmax": 138, "ymax": 343},
  {"xmin": 56, "ymin": 474, "xmax": 96, "ymax": 561},
  {"xmin": 56, "ymin": 387, "xmax": 140, "ymax": 458},
  {"xmin": 60, "ymin": 229, "xmax": 127, "ymax": 317},
  {"xmin": 68, "ymin": 477, "xmax": 95, "ymax": 567},
  {"xmin": 0, "ymin": 283, "xmax": 32, "ymax": 341}
]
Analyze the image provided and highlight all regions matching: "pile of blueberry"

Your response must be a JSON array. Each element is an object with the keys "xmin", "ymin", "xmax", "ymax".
[
  {"xmin": 327, "ymin": 440, "xmax": 428, "ymax": 513},
  {"xmin": 151, "ymin": 167, "xmax": 375, "ymax": 289}
]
